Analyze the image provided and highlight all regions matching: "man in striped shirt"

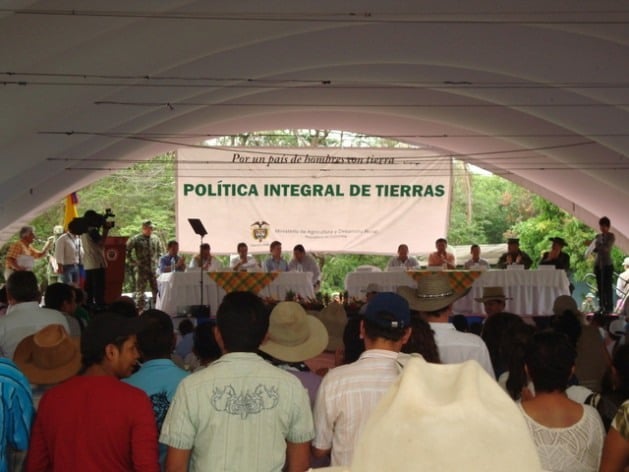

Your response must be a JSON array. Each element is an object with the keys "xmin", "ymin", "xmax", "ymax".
[{"xmin": 312, "ymin": 292, "xmax": 412, "ymax": 466}]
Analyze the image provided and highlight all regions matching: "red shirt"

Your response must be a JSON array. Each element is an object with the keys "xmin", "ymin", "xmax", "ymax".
[{"xmin": 26, "ymin": 376, "xmax": 159, "ymax": 471}]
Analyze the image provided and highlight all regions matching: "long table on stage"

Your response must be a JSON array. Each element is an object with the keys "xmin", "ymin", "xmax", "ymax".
[
  {"xmin": 156, "ymin": 270, "xmax": 316, "ymax": 316},
  {"xmin": 344, "ymin": 269, "xmax": 570, "ymax": 316}
]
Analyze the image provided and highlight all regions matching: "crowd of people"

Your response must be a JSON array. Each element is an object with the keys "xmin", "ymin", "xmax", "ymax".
[
  {"xmin": 0, "ymin": 214, "xmax": 628, "ymax": 470},
  {"xmin": 0, "ymin": 264, "xmax": 624, "ymax": 470}
]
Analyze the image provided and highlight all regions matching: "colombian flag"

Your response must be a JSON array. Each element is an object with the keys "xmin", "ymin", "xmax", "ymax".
[{"xmin": 63, "ymin": 192, "xmax": 79, "ymax": 231}]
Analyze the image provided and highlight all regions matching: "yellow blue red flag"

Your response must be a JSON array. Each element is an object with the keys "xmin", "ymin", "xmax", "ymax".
[{"xmin": 63, "ymin": 192, "xmax": 79, "ymax": 230}]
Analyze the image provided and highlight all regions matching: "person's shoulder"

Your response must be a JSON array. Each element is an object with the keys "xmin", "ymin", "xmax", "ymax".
[
  {"xmin": 39, "ymin": 306, "xmax": 70, "ymax": 320},
  {"xmin": 38, "ymin": 375, "xmax": 84, "ymax": 402},
  {"xmin": 0, "ymin": 358, "xmax": 29, "ymax": 385},
  {"xmin": 319, "ymin": 360, "xmax": 362, "ymax": 385},
  {"xmin": 114, "ymin": 376, "xmax": 158, "ymax": 398},
  {"xmin": 582, "ymin": 403, "xmax": 606, "ymax": 428},
  {"xmin": 449, "ymin": 328, "xmax": 488, "ymax": 346},
  {"xmin": 125, "ymin": 362, "xmax": 188, "ymax": 393}
]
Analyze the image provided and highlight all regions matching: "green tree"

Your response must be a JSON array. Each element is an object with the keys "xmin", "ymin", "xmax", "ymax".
[
  {"xmin": 511, "ymin": 197, "xmax": 623, "ymax": 281},
  {"xmin": 448, "ymin": 168, "xmax": 536, "ymax": 245}
]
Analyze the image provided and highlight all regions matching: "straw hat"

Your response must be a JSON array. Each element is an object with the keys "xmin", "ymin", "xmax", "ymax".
[
  {"xmin": 316, "ymin": 302, "xmax": 347, "ymax": 351},
  {"xmin": 315, "ymin": 357, "xmax": 542, "ymax": 472},
  {"xmin": 397, "ymin": 273, "xmax": 466, "ymax": 312},
  {"xmin": 260, "ymin": 302, "xmax": 329, "ymax": 362},
  {"xmin": 14, "ymin": 324, "xmax": 81, "ymax": 385},
  {"xmin": 474, "ymin": 286, "xmax": 512, "ymax": 303}
]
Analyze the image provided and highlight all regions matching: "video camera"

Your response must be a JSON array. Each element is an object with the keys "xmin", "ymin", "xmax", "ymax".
[
  {"xmin": 84, "ymin": 208, "xmax": 116, "ymax": 229},
  {"xmin": 70, "ymin": 209, "xmax": 116, "ymax": 235}
]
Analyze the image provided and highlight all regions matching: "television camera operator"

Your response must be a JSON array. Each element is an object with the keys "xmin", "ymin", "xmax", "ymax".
[{"xmin": 74, "ymin": 209, "xmax": 115, "ymax": 307}]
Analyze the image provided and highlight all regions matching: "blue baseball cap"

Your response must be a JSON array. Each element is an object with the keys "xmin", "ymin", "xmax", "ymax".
[{"xmin": 364, "ymin": 292, "xmax": 411, "ymax": 329}]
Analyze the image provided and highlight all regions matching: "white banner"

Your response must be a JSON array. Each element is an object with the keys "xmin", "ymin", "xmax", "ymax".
[{"xmin": 176, "ymin": 148, "xmax": 451, "ymax": 255}]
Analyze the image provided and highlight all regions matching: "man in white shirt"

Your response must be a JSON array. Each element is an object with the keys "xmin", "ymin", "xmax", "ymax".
[
  {"xmin": 312, "ymin": 292, "xmax": 412, "ymax": 466},
  {"xmin": 53, "ymin": 219, "xmax": 84, "ymax": 286},
  {"xmin": 0, "ymin": 271, "xmax": 69, "ymax": 359},
  {"xmin": 463, "ymin": 244, "xmax": 490, "ymax": 269},
  {"xmin": 398, "ymin": 273, "xmax": 494, "ymax": 377},
  {"xmin": 427, "ymin": 238, "xmax": 456, "ymax": 269},
  {"xmin": 230, "ymin": 242, "xmax": 259, "ymax": 271},
  {"xmin": 386, "ymin": 244, "xmax": 419, "ymax": 271},
  {"xmin": 288, "ymin": 244, "xmax": 320, "ymax": 288}
]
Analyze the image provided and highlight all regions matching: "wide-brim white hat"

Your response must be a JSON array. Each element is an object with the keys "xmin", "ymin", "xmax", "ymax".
[
  {"xmin": 260, "ymin": 301, "xmax": 329, "ymax": 363},
  {"xmin": 312, "ymin": 357, "xmax": 542, "ymax": 472}
]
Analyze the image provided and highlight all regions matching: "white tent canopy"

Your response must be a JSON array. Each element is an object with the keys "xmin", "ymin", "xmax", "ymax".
[{"xmin": 1, "ymin": 2, "xmax": 628, "ymax": 247}]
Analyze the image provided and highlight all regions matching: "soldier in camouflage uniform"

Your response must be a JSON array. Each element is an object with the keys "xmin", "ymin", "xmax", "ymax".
[{"xmin": 126, "ymin": 220, "xmax": 163, "ymax": 311}]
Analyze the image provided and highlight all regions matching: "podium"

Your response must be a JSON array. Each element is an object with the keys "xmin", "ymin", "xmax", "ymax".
[{"xmin": 104, "ymin": 236, "xmax": 128, "ymax": 304}]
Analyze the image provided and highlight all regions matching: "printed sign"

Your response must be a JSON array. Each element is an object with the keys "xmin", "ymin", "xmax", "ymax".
[{"xmin": 176, "ymin": 148, "xmax": 451, "ymax": 255}]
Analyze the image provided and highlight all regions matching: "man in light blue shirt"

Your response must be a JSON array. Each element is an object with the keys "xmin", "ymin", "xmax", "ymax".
[
  {"xmin": 0, "ymin": 358, "xmax": 34, "ymax": 472},
  {"xmin": 124, "ymin": 309, "xmax": 188, "ymax": 468},
  {"xmin": 264, "ymin": 240, "xmax": 289, "ymax": 272}
]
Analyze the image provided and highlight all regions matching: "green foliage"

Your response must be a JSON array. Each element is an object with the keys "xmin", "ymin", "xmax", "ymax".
[
  {"xmin": 511, "ymin": 197, "xmax": 624, "ymax": 281},
  {"xmin": 448, "ymin": 164, "xmax": 537, "ymax": 245},
  {"xmin": 320, "ymin": 255, "xmax": 389, "ymax": 294}
]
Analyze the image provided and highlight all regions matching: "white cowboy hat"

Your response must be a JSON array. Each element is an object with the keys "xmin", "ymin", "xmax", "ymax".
[{"xmin": 312, "ymin": 357, "xmax": 542, "ymax": 471}]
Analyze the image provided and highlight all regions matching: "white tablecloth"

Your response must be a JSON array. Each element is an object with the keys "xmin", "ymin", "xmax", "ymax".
[
  {"xmin": 156, "ymin": 271, "xmax": 219, "ymax": 316},
  {"xmin": 156, "ymin": 270, "xmax": 316, "ymax": 316},
  {"xmin": 344, "ymin": 269, "xmax": 570, "ymax": 316}
]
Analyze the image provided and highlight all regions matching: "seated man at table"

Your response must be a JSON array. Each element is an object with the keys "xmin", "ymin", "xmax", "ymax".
[
  {"xmin": 386, "ymin": 244, "xmax": 419, "ymax": 271},
  {"xmin": 230, "ymin": 242, "xmax": 259, "ymax": 271},
  {"xmin": 288, "ymin": 244, "xmax": 320, "ymax": 288},
  {"xmin": 427, "ymin": 238, "xmax": 456, "ymax": 269},
  {"xmin": 159, "ymin": 240, "xmax": 186, "ymax": 274},
  {"xmin": 496, "ymin": 238, "xmax": 533, "ymax": 269},
  {"xmin": 264, "ymin": 240, "xmax": 288, "ymax": 272},
  {"xmin": 189, "ymin": 243, "xmax": 223, "ymax": 271},
  {"xmin": 463, "ymin": 244, "xmax": 490, "ymax": 269}
]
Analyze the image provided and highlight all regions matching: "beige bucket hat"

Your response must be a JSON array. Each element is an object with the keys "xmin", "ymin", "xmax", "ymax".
[{"xmin": 260, "ymin": 301, "xmax": 329, "ymax": 362}]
